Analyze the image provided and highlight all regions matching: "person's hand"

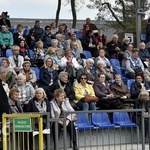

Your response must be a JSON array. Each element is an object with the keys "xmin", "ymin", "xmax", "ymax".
[
  {"xmin": 25, "ymin": 55, "xmax": 30, "ymax": 60},
  {"xmin": 65, "ymin": 97, "xmax": 69, "ymax": 101},
  {"xmin": 107, "ymin": 94, "xmax": 114, "ymax": 98},
  {"xmin": 66, "ymin": 120, "xmax": 70, "ymax": 126},
  {"xmin": 24, "ymin": 101, "xmax": 29, "ymax": 105},
  {"xmin": 58, "ymin": 121, "xmax": 63, "ymax": 126},
  {"xmin": 2, "ymin": 45, "xmax": 6, "ymax": 49},
  {"xmin": 141, "ymin": 86, "xmax": 146, "ymax": 91},
  {"xmin": 115, "ymin": 47, "xmax": 120, "ymax": 51},
  {"xmin": 121, "ymin": 95, "xmax": 127, "ymax": 99}
]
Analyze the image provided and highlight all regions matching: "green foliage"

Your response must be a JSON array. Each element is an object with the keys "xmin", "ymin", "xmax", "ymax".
[{"xmin": 87, "ymin": 0, "xmax": 150, "ymax": 33}]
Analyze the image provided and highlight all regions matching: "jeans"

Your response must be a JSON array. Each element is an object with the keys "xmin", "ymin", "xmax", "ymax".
[{"xmin": 77, "ymin": 100, "xmax": 96, "ymax": 110}]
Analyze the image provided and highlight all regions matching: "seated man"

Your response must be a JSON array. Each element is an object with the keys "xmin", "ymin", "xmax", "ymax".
[
  {"xmin": 125, "ymin": 49, "xmax": 144, "ymax": 79},
  {"xmin": 110, "ymin": 74, "xmax": 134, "ymax": 108}
]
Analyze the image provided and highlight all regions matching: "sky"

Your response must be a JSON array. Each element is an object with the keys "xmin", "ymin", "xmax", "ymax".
[{"xmin": 0, "ymin": 0, "xmax": 98, "ymax": 20}]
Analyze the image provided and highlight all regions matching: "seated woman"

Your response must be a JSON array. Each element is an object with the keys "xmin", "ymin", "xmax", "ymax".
[
  {"xmin": 34, "ymin": 40, "xmax": 46, "ymax": 68},
  {"xmin": 94, "ymin": 49, "xmax": 113, "ymax": 73},
  {"xmin": 93, "ymin": 74, "xmax": 121, "ymax": 110},
  {"xmin": 45, "ymin": 47, "xmax": 62, "ymax": 70},
  {"xmin": 139, "ymin": 42, "xmax": 150, "ymax": 67},
  {"xmin": 13, "ymin": 73, "xmax": 35, "ymax": 111},
  {"xmin": 39, "ymin": 57, "xmax": 58, "ymax": 91},
  {"xmin": 46, "ymin": 71, "xmax": 76, "ymax": 109},
  {"xmin": 51, "ymin": 39, "xmax": 64, "ymax": 59},
  {"xmin": 77, "ymin": 58, "xmax": 95, "ymax": 85},
  {"xmin": 8, "ymin": 45, "xmax": 24, "ymax": 74},
  {"xmin": 95, "ymin": 60, "xmax": 113, "ymax": 81},
  {"xmin": 26, "ymin": 88, "xmax": 50, "ymax": 113},
  {"xmin": 74, "ymin": 73, "xmax": 96, "ymax": 110},
  {"xmin": 130, "ymin": 73, "xmax": 150, "ymax": 100},
  {"xmin": 8, "ymin": 88, "xmax": 23, "ymax": 113},
  {"xmin": 61, "ymin": 49, "xmax": 81, "ymax": 83},
  {"xmin": 19, "ymin": 61, "xmax": 37, "ymax": 88},
  {"xmin": 1, "ymin": 58, "xmax": 17, "ymax": 88},
  {"xmin": 122, "ymin": 43, "xmax": 133, "ymax": 67},
  {"xmin": 18, "ymin": 39, "xmax": 31, "ymax": 61},
  {"xmin": 50, "ymin": 89, "xmax": 79, "ymax": 150}
]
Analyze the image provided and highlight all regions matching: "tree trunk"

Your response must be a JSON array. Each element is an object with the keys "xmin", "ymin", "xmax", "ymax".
[
  {"xmin": 71, "ymin": 0, "xmax": 77, "ymax": 28},
  {"xmin": 55, "ymin": 0, "xmax": 61, "ymax": 27}
]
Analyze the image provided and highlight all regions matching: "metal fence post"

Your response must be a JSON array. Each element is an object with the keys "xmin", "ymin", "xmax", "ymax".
[
  {"xmin": 2, "ymin": 115, "xmax": 7, "ymax": 150},
  {"xmin": 141, "ymin": 109, "xmax": 145, "ymax": 150},
  {"xmin": 63, "ymin": 112, "xmax": 67, "ymax": 150},
  {"xmin": 38, "ymin": 116, "xmax": 43, "ymax": 150}
]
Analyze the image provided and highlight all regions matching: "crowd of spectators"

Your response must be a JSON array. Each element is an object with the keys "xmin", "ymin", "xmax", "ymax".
[{"xmin": 1, "ymin": 11, "xmax": 150, "ymax": 149}]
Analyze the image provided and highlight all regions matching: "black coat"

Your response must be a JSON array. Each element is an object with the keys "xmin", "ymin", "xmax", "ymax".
[
  {"xmin": 46, "ymin": 80, "xmax": 75, "ymax": 101},
  {"xmin": 26, "ymin": 98, "xmax": 51, "ymax": 114},
  {"xmin": 130, "ymin": 81, "xmax": 150, "ymax": 99},
  {"xmin": 39, "ymin": 67, "xmax": 58, "ymax": 91},
  {"xmin": 0, "ymin": 79, "xmax": 9, "ymax": 120}
]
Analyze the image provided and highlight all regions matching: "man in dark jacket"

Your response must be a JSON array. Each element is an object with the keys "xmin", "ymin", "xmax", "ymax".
[{"xmin": 0, "ymin": 67, "xmax": 9, "ymax": 150}]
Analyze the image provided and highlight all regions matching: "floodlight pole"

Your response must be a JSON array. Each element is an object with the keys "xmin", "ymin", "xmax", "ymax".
[{"xmin": 135, "ymin": 0, "xmax": 142, "ymax": 48}]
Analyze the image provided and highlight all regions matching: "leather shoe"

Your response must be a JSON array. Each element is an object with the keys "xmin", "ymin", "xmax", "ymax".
[{"xmin": 73, "ymin": 145, "xmax": 79, "ymax": 150}]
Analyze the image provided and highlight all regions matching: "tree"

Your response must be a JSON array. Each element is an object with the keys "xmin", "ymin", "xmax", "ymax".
[
  {"xmin": 87, "ymin": 0, "xmax": 150, "ymax": 33},
  {"xmin": 55, "ymin": 0, "xmax": 62, "ymax": 27},
  {"xmin": 64, "ymin": 0, "xmax": 85, "ymax": 28}
]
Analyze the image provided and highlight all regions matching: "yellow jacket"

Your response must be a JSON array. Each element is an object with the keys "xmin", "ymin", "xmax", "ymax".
[{"xmin": 74, "ymin": 83, "xmax": 96, "ymax": 103}]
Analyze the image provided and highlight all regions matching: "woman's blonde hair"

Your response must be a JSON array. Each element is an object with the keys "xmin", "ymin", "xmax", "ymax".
[
  {"xmin": 47, "ymin": 47, "xmax": 56, "ymax": 55},
  {"xmin": 34, "ymin": 88, "xmax": 47, "ymax": 99},
  {"xmin": 138, "ymin": 91, "xmax": 149, "ymax": 103}
]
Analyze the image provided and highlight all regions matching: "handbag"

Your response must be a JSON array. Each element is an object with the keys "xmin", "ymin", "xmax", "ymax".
[{"xmin": 82, "ymin": 95, "xmax": 98, "ymax": 103}]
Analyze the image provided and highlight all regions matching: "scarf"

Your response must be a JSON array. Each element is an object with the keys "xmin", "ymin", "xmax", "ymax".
[{"xmin": 34, "ymin": 100, "xmax": 47, "ymax": 113}]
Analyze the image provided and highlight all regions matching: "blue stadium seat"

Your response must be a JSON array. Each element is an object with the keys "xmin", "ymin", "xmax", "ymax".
[
  {"xmin": 92, "ymin": 112, "xmax": 115, "ymax": 128},
  {"xmin": 127, "ymin": 79, "xmax": 135, "ymax": 90},
  {"xmin": 30, "ymin": 67, "xmax": 40, "ymax": 80},
  {"xmin": 82, "ymin": 50, "xmax": 92, "ymax": 59},
  {"xmin": 6, "ymin": 49, "xmax": 13, "ymax": 58},
  {"xmin": 141, "ymin": 34, "xmax": 146, "ymax": 42},
  {"xmin": 0, "ymin": 57, "xmax": 7, "ymax": 66},
  {"xmin": 23, "ymin": 28, "xmax": 29, "ymax": 35},
  {"xmin": 28, "ymin": 49, "xmax": 34, "ymax": 60},
  {"xmin": 74, "ymin": 31, "xmax": 83, "ymax": 40},
  {"xmin": 113, "ymin": 112, "xmax": 136, "ymax": 127},
  {"xmin": 74, "ymin": 113, "xmax": 95, "ymax": 130},
  {"xmin": 110, "ymin": 59, "xmax": 127, "ymax": 81}
]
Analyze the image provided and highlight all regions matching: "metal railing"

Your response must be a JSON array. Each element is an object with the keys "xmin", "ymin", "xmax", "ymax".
[{"xmin": 1, "ymin": 109, "xmax": 150, "ymax": 150}]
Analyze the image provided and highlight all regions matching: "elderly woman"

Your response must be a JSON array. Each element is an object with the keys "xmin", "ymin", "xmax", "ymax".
[
  {"xmin": 8, "ymin": 88, "xmax": 23, "ymax": 113},
  {"xmin": 74, "ymin": 73, "xmax": 96, "ymax": 110},
  {"xmin": 51, "ymin": 39, "xmax": 64, "ymax": 59},
  {"xmin": 50, "ymin": 89, "xmax": 78, "ymax": 150},
  {"xmin": 1, "ymin": 58, "xmax": 16, "ymax": 88},
  {"xmin": 46, "ymin": 71, "xmax": 76, "ymax": 108},
  {"xmin": 93, "ymin": 74, "xmax": 118, "ymax": 110},
  {"xmin": 122, "ymin": 43, "xmax": 133, "ymax": 67},
  {"xmin": 139, "ymin": 42, "xmax": 150, "ymax": 67},
  {"xmin": 95, "ymin": 60, "xmax": 113, "ymax": 81},
  {"xmin": 45, "ymin": 47, "xmax": 62, "ymax": 70},
  {"xmin": 61, "ymin": 49, "xmax": 81, "ymax": 83},
  {"xmin": 13, "ymin": 73, "xmax": 35, "ymax": 111},
  {"xmin": 94, "ymin": 49, "xmax": 113, "ymax": 72},
  {"xmin": 66, "ymin": 33, "xmax": 83, "ymax": 53},
  {"xmin": 8, "ymin": 45, "xmax": 24, "ymax": 74},
  {"xmin": 39, "ymin": 57, "xmax": 58, "ymax": 91},
  {"xmin": 19, "ymin": 61, "xmax": 37, "ymax": 88},
  {"xmin": 77, "ymin": 58, "xmax": 95, "ymax": 85},
  {"xmin": 34, "ymin": 40, "xmax": 46, "ymax": 68}
]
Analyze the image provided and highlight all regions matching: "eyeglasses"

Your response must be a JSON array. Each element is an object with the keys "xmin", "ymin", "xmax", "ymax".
[{"xmin": 81, "ymin": 78, "xmax": 87, "ymax": 80}]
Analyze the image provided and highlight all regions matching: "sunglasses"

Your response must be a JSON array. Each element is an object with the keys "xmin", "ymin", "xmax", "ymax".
[{"xmin": 81, "ymin": 77, "xmax": 87, "ymax": 80}]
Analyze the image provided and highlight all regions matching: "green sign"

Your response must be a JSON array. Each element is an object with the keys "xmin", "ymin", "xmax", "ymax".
[{"xmin": 14, "ymin": 118, "xmax": 31, "ymax": 132}]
